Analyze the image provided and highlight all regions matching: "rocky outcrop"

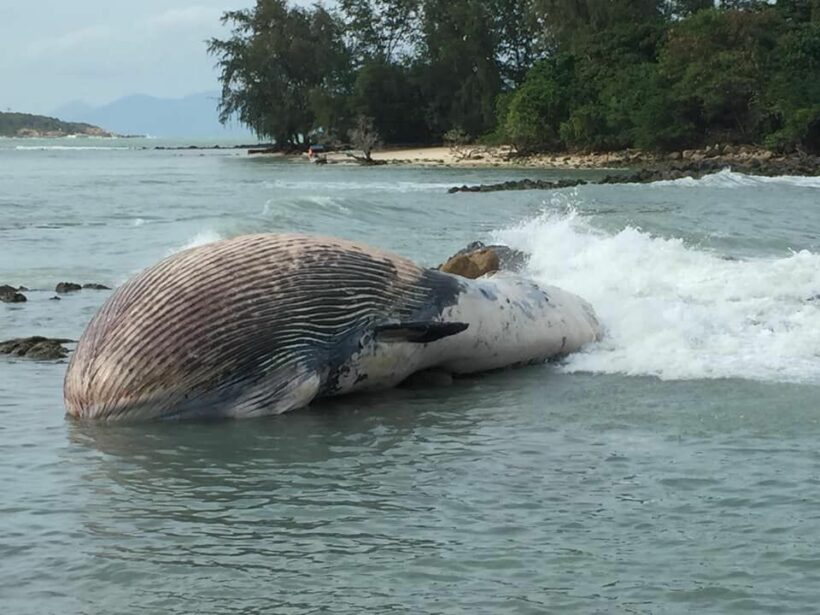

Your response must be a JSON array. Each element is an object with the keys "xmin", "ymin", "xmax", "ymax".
[
  {"xmin": 449, "ymin": 178, "xmax": 586, "ymax": 193},
  {"xmin": 56, "ymin": 282, "xmax": 82, "ymax": 293},
  {"xmin": 438, "ymin": 241, "xmax": 529, "ymax": 279},
  {"xmin": 0, "ymin": 285, "xmax": 27, "ymax": 303},
  {"xmin": 0, "ymin": 337, "xmax": 74, "ymax": 360},
  {"xmin": 449, "ymin": 151, "xmax": 820, "ymax": 194},
  {"xmin": 55, "ymin": 282, "xmax": 110, "ymax": 293},
  {"xmin": 0, "ymin": 112, "xmax": 113, "ymax": 138}
]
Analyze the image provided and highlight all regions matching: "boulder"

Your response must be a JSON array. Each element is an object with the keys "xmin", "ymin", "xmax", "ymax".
[
  {"xmin": 82, "ymin": 283, "xmax": 111, "ymax": 290},
  {"xmin": 439, "ymin": 241, "xmax": 529, "ymax": 279},
  {"xmin": 0, "ymin": 285, "xmax": 27, "ymax": 303},
  {"xmin": 0, "ymin": 337, "xmax": 74, "ymax": 360},
  {"xmin": 440, "ymin": 249, "xmax": 500, "ymax": 279},
  {"xmin": 55, "ymin": 282, "xmax": 82, "ymax": 293}
]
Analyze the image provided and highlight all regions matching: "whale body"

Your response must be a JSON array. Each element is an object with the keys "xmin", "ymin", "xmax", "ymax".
[{"xmin": 64, "ymin": 233, "xmax": 601, "ymax": 421}]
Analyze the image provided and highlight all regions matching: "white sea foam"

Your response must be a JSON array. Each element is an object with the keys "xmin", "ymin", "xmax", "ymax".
[
  {"xmin": 262, "ymin": 179, "xmax": 455, "ymax": 193},
  {"xmin": 14, "ymin": 145, "xmax": 130, "ymax": 151},
  {"xmin": 171, "ymin": 229, "xmax": 224, "ymax": 254},
  {"xmin": 493, "ymin": 208, "xmax": 820, "ymax": 384},
  {"xmin": 646, "ymin": 168, "xmax": 820, "ymax": 189}
]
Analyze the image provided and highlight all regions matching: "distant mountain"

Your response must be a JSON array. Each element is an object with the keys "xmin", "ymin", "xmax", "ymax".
[
  {"xmin": 0, "ymin": 112, "xmax": 111, "ymax": 138},
  {"xmin": 53, "ymin": 92, "xmax": 253, "ymax": 139}
]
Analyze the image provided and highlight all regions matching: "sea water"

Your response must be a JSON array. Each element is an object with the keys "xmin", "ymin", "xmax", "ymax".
[{"xmin": 2, "ymin": 138, "xmax": 820, "ymax": 613}]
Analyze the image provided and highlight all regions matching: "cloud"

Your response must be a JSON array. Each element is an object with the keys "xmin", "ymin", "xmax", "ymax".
[
  {"xmin": 23, "ymin": 25, "xmax": 114, "ymax": 59},
  {"xmin": 147, "ymin": 6, "xmax": 225, "ymax": 30},
  {"xmin": 0, "ymin": 1, "xmax": 319, "ymax": 112}
]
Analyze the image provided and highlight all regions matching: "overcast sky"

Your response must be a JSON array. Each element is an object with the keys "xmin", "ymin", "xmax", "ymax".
[{"xmin": 0, "ymin": 1, "xmax": 315, "ymax": 114}]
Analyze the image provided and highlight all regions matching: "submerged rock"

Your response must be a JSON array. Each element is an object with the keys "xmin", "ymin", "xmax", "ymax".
[
  {"xmin": 55, "ymin": 282, "xmax": 111, "ymax": 293},
  {"xmin": 0, "ymin": 285, "xmax": 27, "ymax": 303},
  {"xmin": 56, "ymin": 282, "xmax": 82, "ymax": 293},
  {"xmin": 448, "ymin": 178, "xmax": 587, "ymax": 193},
  {"xmin": 0, "ymin": 337, "xmax": 74, "ymax": 360}
]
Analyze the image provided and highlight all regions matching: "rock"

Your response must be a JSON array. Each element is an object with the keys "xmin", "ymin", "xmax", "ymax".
[
  {"xmin": 0, "ymin": 291, "xmax": 27, "ymax": 303},
  {"xmin": 55, "ymin": 282, "xmax": 82, "ymax": 293},
  {"xmin": 0, "ymin": 337, "xmax": 74, "ymax": 361},
  {"xmin": 82, "ymin": 283, "xmax": 111, "ymax": 290},
  {"xmin": 50, "ymin": 296, "xmax": 61, "ymax": 301},
  {"xmin": 0, "ymin": 285, "xmax": 27, "ymax": 303},
  {"xmin": 448, "ymin": 178, "xmax": 587, "ymax": 193},
  {"xmin": 439, "ymin": 242, "xmax": 529, "ymax": 278},
  {"xmin": 440, "ymin": 249, "xmax": 500, "ymax": 279}
]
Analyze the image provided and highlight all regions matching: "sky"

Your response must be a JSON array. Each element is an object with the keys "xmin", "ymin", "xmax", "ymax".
[{"xmin": 0, "ymin": 1, "xmax": 314, "ymax": 114}]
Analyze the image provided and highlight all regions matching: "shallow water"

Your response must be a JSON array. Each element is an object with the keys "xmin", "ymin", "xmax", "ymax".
[{"xmin": 2, "ymin": 137, "xmax": 820, "ymax": 613}]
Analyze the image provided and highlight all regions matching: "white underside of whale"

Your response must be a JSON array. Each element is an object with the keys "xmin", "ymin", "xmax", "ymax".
[{"xmin": 319, "ymin": 271, "xmax": 602, "ymax": 400}]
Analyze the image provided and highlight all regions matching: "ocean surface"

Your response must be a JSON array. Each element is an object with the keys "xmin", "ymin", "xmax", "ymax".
[{"xmin": 2, "ymin": 137, "xmax": 820, "ymax": 614}]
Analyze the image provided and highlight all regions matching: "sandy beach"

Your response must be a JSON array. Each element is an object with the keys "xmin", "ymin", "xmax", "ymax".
[{"xmin": 309, "ymin": 143, "xmax": 814, "ymax": 174}]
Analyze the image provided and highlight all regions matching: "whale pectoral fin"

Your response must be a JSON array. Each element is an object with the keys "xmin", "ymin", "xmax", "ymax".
[
  {"xmin": 228, "ymin": 365, "xmax": 322, "ymax": 419},
  {"xmin": 375, "ymin": 321, "xmax": 468, "ymax": 344}
]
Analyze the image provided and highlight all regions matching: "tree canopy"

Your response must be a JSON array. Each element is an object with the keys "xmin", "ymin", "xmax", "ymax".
[{"xmin": 209, "ymin": 0, "xmax": 820, "ymax": 152}]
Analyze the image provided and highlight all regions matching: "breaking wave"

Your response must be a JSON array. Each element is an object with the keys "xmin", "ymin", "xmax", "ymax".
[{"xmin": 493, "ymin": 208, "xmax": 820, "ymax": 384}]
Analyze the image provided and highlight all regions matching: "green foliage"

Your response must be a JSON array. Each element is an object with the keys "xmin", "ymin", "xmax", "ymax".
[
  {"xmin": 658, "ymin": 8, "xmax": 780, "ymax": 143},
  {"xmin": 208, "ymin": 0, "xmax": 350, "ymax": 146},
  {"xmin": 764, "ymin": 105, "xmax": 820, "ymax": 152},
  {"xmin": 209, "ymin": 0, "xmax": 820, "ymax": 152},
  {"xmin": 495, "ymin": 1, "xmax": 820, "ymax": 152},
  {"xmin": 351, "ymin": 60, "xmax": 429, "ymax": 143},
  {"xmin": 419, "ymin": 0, "xmax": 503, "ymax": 138},
  {"xmin": 501, "ymin": 56, "xmax": 574, "ymax": 151},
  {"xmin": 338, "ymin": 0, "xmax": 421, "ymax": 63},
  {"xmin": 0, "ymin": 112, "xmax": 108, "ymax": 137}
]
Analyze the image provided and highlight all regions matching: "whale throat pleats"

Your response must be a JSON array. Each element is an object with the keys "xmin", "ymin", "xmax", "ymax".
[{"xmin": 64, "ymin": 234, "xmax": 464, "ymax": 419}]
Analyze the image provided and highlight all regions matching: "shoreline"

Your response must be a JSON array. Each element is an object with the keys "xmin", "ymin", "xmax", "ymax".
[{"xmin": 289, "ymin": 144, "xmax": 820, "ymax": 177}]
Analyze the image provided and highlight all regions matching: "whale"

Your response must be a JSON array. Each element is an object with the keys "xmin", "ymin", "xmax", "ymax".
[{"xmin": 64, "ymin": 233, "xmax": 601, "ymax": 421}]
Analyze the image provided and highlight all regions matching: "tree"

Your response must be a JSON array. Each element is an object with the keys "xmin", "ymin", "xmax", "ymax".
[
  {"xmin": 350, "ymin": 60, "xmax": 430, "ymax": 143},
  {"xmin": 500, "ymin": 56, "xmax": 575, "ymax": 151},
  {"xmin": 763, "ymin": 18, "xmax": 820, "ymax": 151},
  {"xmin": 488, "ymin": 0, "xmax": 544, "ymax": 86},
  {"xmin": 348, "ymin": 115, "xmax": 382, "ymax": 162},
  {"xmin": 659, "ymin": 7, "xmax": 782, "ymax": 144},
  {"xmin": 533, "ymin": 0, "xmax": 665, "ymax": 50},
  {"xmin": 338, "ymin": 0, "xmax": 422, "ymax": 63},
  {"xmin": 419, "ymin": 0, "xmax": 503, "ymax": 138},
  {"xmin": 208, "ymin": 0, "xmax": 350, "ymax": 146}
]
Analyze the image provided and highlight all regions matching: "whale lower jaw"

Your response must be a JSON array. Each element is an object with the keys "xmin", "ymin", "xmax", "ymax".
[{"xmin": 66, "ymin": 367, "xmax": 323, "ymax": 422}]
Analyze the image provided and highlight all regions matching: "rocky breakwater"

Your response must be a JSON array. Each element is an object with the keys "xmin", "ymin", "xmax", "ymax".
[{"xmin": 449, "ymin": 147, "xmax": 820, "ymax": 193}]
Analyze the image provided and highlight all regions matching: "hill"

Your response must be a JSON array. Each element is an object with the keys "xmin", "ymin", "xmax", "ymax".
[
  {"xmin": 0, "ymin": 112, "xmax": 112, "ymax": 138},
  {"xmin": 53, "ymin": 92, "xmax": 253, "ymax": 139}
]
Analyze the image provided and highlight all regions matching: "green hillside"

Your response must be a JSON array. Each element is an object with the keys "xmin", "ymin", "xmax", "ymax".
[{"xmin": 0, "ymin": 112, "xmax": 112, "ymax": 137}]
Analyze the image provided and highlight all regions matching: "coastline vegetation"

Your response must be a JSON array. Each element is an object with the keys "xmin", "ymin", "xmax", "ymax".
[
  {"xmin": 209, "ymin": 0, "xmax": 819, "ymax": 154},
  {"xmin": 0, "ymin": 112, "xmax": 110, "ymax": 138}
]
